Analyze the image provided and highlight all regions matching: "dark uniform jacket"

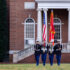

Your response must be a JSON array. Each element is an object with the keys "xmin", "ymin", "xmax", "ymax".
[
  {"xmin": 34, "ymin": 44, "xmax": 41, "ymax": 55},
  {"xmin": 54, "ymin": 44, "xmax": 62, "ymax": 55},
  {"xmin": 41, "ymin": 45, "xmax": 49, "ymax": 54},
  {"xmin": 48, "ymin": 46, "xmax": 54, "ymax": 55}
]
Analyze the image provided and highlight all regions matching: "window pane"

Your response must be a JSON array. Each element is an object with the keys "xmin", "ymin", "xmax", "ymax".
[
  {"xmin": 25, "ymin": 24, "xmax": 35, "ymax": 38},
  {"xmin": 54, "ymin": 18, "xmax": 61, "ymax": 23},
  {"xmin": 26, "ymin": 18, "xmax": 34, "ymax": 23},
  {"xmin": 54, "ymin": 24, "xmax": 61, "ymax": 40}
]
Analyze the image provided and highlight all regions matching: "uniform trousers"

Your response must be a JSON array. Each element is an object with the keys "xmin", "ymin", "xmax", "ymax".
[
  {"xmin": 35, "ymin": 54, "xmax": 40, "ymax": 66},
  {"xmin": 41, "ymin": 53, "xmax": 47, "ymax": 66},
  {"xmin": 49, "ymin": 54, "xmax": 54, "ymax": 66},
  {"xmin": 56, "ymin": 54, "xmax": 61, "ymax": 66}
]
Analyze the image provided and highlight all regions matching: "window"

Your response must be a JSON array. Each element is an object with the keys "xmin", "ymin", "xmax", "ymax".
[
  {"xmin": 54, "ymin": 25, "xmax": 60, "ymax": 39},
  {"xmin": 26, "ymin": 18, "xmax": 34, "ymax": 23},
  {"xmin": 24, "ymin": 18, "xmax": 35, "ymax": 48},
  {"xmin": 54, "ymin": 18, "xmax": 62, "ymax": 42},
  {"xmin": 26, "ymin": 23, "xmax": 35, "ymax": 38}
]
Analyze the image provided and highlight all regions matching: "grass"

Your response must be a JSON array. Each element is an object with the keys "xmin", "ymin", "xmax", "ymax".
[{"xmin": 0, "ymin": 64, "xmax": 70, "ymax": 70}]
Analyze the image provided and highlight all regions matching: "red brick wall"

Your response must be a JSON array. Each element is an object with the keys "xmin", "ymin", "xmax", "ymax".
[
  {"xmin": 9, "ymin": 54, "xmax": 13, "ymax": 63},
  {"xmin": 18, "ymin": 53, "xmax": 70, "ymax": 63},
  {"xmin": 9, "ymin": 0, "xmax": 37, "ymax": 50},
  {"xmin": 8, "ymin": 0, "xmax": 69, "ymax": 63},
  {"xmin": 9, "ymin": 0, "xmax": 17, "ymax": 50},
  {"xmin": 9, "ymin": 0, "xmax": 68, "ymax": 51}
]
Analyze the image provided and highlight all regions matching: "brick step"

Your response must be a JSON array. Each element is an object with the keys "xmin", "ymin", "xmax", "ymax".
[{"xmin": 18, "ymin": 53, "xmax": 70, "ymax": 63}]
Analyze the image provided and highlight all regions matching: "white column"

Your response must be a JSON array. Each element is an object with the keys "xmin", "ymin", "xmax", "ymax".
[
  {"xmin": 43, "ymin": 9, "xmax": 48, "ymax": 44},
  {"xmin": 67, "ymin": 9, "xmax": 70, "ymax": 51},
  {"xmin": 68, "ymin": 9, "xmax": 70, "ymax": 43},
  {"xmin": 37, "ymin": 9, "xmax": 42, "ymax": 42}
]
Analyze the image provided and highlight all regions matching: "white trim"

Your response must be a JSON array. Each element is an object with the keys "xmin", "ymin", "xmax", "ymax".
[
  {"xmin": 54, "ymin": 23, "xmax": 61, "ymax": 25},
  {"xmin": 54, "ymin": 18, "xmax": 62, "ymax": 43},
  {"xmin": 38, "ymin": 3, "xmax": 70, "ymax": 9},
  {"xmin": 22, "ymin": 23, "xmax": 37, "ymax": 24},
  {"xmin": 48, "ymin": 23, "xmax": 64, "ymax": 25},
  {"xmin": 35, "ymin": 0, "xmax": 70, "ymax": 2},
  {"xmin": 60, "ymin": 19, "xmax": 62, "ymax": 43},
  {"xmin": 35, "ymin": 0, "xmax": 70, "ymax": 3},
  {"xmin": 68, "ymin": 9, "xmax": 70, "ymax": 42},
  {"xmin": 24, "ymin": 18, "xmax": 35, "ymax": 23},
  {"xmin": 24, "ymin": 18, "xmax": 35, "ymax": 49},
  {"xmin": 9, "ymin": 50, "xmax": 20, "ymax": 54},
  {"xmin": 36, "ymin": 0, "xmax": 70, "ymax": 9},
  {"xmin": 54, "ymin": 18, "xmax": 61, "ymax": 23},
  {"xmin": 24, "ymin": 38, "xmax": 35, "ymax": 40},
  {"xmin": 54, "ymin": 23, "xmax": 62, "ymax": 43},
  {"xmin": 24, "ymin": 23, "xmax": 35, "ymax": 24},
  {"xmin": 37, "ymin": 9, "xmax": 42, "ymax": 42}
]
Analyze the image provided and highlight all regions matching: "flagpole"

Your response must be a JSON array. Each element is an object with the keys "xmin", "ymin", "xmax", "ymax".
[
  {"xmin": 49, "ymin": 9, "xmax": 55, "ymax": 46},
  {"xmin": 43, "ymin": 9, "xmax": 48, "ymax": 45}
]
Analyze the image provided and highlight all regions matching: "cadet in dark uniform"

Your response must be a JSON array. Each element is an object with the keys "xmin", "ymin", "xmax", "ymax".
[
  {"xmin": 41, "ymin": 42, "xmax": 49, "ymax": 66},
  {"xmin": 48, "ymin": 44, "xmax": 54, "ymax": 66},
  {"xmin": 54, "ymin": 41, "xmax": 62, "ymax": 66},
  {"xmin": 34, "ymin": 40, "xmax": 41, "ymax": 66}
]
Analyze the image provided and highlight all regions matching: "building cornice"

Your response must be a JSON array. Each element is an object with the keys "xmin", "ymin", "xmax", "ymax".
[{"xmin": 35, "ymin": 0, "xmax": 70, "ymax": 3}]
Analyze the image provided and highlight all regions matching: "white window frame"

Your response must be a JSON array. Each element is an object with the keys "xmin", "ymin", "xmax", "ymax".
[
  {"xmin": 24, "ymin": 18, "xmax": 35, "ymax": 49},
  {"xmin": 54, "ymin": 18, "xmax": 62, "ymax": 43}
]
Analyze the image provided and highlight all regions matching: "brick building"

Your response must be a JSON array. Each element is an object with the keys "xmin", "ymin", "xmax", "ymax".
[{"xmin": 8, "ymin": 0, "xmax": 70, "ymax": 63}]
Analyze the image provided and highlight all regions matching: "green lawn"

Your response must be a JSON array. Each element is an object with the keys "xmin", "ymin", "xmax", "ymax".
[{"xmin": 0, "ymin": 64, "xmax": 70, "ymax": 70}]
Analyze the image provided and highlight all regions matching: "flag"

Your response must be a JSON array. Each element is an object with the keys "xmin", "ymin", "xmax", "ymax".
[
  {"xmin": 49, "ymin": 10, "xmax": 55, "ymax": 46},
  {"xmin": 43, "ymin": 11, "xmax": 46, "ymax": 47}
]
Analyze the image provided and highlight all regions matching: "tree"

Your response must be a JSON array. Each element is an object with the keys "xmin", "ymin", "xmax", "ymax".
[{"xmin": 0, "ymin": 0, "xmax": 9, "ymax": 62}]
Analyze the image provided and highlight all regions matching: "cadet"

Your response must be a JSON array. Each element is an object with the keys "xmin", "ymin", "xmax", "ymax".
[
  {"xmin": 48, "ymin": 44, "xmax": 54, "ymax": 66},
  {"xmin": 54, "ymin": 41, "xmax": 62, "ymax": 66},
  {"xmin": 34, "ymin": 40, "xmax": 41, "ymax": 66},
  {"xmin": 41, "ymin": 42, "xmax": 49, "ymax": 66}
]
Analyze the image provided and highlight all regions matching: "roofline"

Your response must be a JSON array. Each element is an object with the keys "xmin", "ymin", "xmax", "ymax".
[{"xmin": 35, "ymin": 0, "xmax": 70, "ymax": 3}]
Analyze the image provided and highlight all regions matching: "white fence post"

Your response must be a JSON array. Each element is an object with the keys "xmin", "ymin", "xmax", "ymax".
[{"xmin": 13, "ymin": 52, "xmax": 18, "ymax": 63}]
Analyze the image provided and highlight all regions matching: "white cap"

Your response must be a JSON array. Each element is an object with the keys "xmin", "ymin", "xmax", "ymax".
[{"xmin": 36, "ymin": 39, "xmax": 39, "ymax": 42}]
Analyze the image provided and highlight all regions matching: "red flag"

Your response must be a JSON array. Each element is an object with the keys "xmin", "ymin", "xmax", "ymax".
[{"xmin": 49, "ymin": 10, "xmax": 55, "ymax": 46}]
